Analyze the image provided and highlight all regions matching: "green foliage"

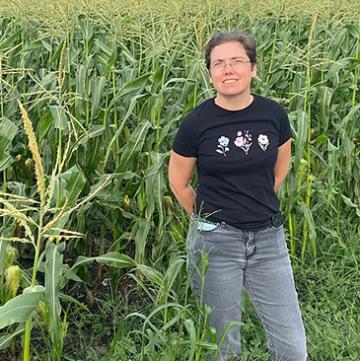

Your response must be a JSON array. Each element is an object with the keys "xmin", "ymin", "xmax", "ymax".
[
  {"xmin": 0, "ymin": 286, "xmax": 45, "ymax": 329},
  {"xmin": 0, "ymin": 117, "xmax": 18, "ymax": 171},
  {"xmin": 0, "ymin": 1, "xmax": 359, "ymax": 360}
]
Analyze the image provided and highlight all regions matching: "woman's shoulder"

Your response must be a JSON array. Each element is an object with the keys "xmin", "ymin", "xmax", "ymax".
[{"xmin": 184, "ymin": 98, "xmax": 214, "ymax": 120}]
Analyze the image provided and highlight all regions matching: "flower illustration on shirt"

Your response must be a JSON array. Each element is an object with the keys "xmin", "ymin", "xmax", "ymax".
[
  {"xmin": 234, "ymin": 130, "xmax": 252, "ymax": 154},
  {"xmin": 257, "ymin": 134, "xmax": 270, "ymax": 151},
  {"xmin": 216, "ymin": 136, "xmax": 230, "ymax": 157}
]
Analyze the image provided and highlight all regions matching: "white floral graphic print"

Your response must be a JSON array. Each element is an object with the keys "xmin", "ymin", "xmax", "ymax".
[
  {"xmin": 257, "ymin": 134, "xmax": 270, "ymax": 151},
  {"xmin": 216, "ymin": 136, "xmax": 230, "ymax": 157},
  {"xmin": 234, "ymin": 130, "xmax": 252, "ymax": 154}
]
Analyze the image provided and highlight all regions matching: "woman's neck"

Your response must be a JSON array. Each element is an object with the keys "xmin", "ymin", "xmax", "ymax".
[{"xmin": 215, "ymin": 93, "xmax": 254, "ymax": 111}]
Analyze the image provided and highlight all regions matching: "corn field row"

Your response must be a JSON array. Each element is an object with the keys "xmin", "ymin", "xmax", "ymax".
[{"xmin": 0, "ymin": 2, "xmax": 359, "ymax": 360}]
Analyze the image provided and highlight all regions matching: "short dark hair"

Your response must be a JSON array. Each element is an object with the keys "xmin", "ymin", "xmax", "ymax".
[{"xmin": 204, "ymin": 31, "xmax": 257, "ymax": 70}]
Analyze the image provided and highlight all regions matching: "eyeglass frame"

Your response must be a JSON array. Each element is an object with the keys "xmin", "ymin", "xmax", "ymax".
[{"xmin": 209, "ymin": 58, "xmax": 252, "ymax": 70}]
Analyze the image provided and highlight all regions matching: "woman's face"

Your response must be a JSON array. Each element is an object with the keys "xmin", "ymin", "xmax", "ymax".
[{"xmin": 209, "ymin": 41, "xmax": 257, "ymax": 98}]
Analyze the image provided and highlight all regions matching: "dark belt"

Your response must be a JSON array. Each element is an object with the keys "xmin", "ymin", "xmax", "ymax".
[{"xmin": 193, "ymin": 212, "xmax": 283, "ymax": 231}]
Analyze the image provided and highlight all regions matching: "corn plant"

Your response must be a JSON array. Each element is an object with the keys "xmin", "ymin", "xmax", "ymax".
[{"xmin": 0, "ymin": 102, "xmax": 136, "ymax": 360}]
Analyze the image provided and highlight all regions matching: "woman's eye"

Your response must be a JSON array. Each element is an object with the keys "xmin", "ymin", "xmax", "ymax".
[{"xmin": 233, "ymin": 59, "xmax": 247, "ymax": 65}]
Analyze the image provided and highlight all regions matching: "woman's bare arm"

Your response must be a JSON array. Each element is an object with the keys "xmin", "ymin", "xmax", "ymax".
[
  {"xmin": 168, "ymin": 150, "xmax": 197, "ymax": 215},
  {"xmin": 274, "ymin": 139, "xmax": 292, "ymax": 192}
]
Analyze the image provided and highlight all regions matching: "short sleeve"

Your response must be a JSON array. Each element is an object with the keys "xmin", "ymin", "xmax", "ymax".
[
  {"xmin": 277, "ymin": 105, "xmax": 292, "ymax": 146},
  {"xmin": 172, "ymin": 115, "xmax": 199, "ymax": 157}
]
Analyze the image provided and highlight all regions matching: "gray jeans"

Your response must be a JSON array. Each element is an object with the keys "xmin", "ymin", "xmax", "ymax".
[{"xmin": 186, "ymin": 215, "xmax": 307, "ymax": 361}]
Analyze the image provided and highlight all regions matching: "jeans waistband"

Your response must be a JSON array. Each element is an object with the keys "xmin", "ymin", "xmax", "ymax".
[{"xmin": 191, "ymin": 212, "xmax": 283, "ymax": 232}]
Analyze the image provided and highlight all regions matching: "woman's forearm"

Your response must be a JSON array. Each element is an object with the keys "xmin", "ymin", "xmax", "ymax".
[
  {"xmin": 170, "ymin": 184, "xmax": 196, "ymax": 215},
  {"xmin": 274, "ymin": 176, "xmax": 284, "ymax": 193},
  {"xmin": 274, "ymin": 140, "xmax": 292, "ymax": 193}
]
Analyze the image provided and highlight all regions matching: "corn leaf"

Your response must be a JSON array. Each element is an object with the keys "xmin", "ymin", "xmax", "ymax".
[
  {"xmin": 0, "ymin": 324, "xmax": 25, "ymax": 350},
  {"xmin": 49, "ymin": 105, "xmax": 68, "ymax": 131},
  {"xmin": 70, "ymin": 252, "xmax": 136, "ymax": 272},
  {"xmin": 0, "ymin": 117, "xmax": 18, "ymax": 171},
  {"xmin": 109, "ymin": 73, "xmax": 151, "ymax": 107},
  {"xmin": 184, "ymin": 319, "xmax": 196, "ymax": 361},
  {"xmin": 90, "ymin": 76, "xmax": 106, "ymax": 120},
  {"xmin": 118, "ymin": 120, "xmax": 152, "ymax": 172},
  {"xmin": 0, "ymin": 240, "xmax": 7, "ymax": 274},
  {"xmin": 45, "ymin": 243, "xmax": 63, "ymax": 348},
  {"xmin": 134, "ymin": 218, "xmax": 152, "ymax": 264},
  {"xmin": 0, "ymin": 286, "xmax": 45, "ymax": 329}
]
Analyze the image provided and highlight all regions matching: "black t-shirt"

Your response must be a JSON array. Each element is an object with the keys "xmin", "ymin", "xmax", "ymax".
[{"xmin": 172, "ymin": 94, "xmax": 292, "ymax": 229}]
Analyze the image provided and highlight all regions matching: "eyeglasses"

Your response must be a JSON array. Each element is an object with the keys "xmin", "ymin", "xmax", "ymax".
[{"xmin": 210, "ymin": 59, "xmax": 252, "ymax": 70}]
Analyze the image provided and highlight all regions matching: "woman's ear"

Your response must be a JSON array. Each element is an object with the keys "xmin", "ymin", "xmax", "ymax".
[{"xmin": 251, "ymin": 63, "xmax": 257, "ymax": 78}]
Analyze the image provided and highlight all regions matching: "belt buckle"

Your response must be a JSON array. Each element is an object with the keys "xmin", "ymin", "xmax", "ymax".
[{"xmin": 271, "ymin": 213, "xmax": 283, "ymax": 228}]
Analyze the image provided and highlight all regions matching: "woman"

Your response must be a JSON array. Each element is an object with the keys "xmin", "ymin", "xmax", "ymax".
[{"xmin": 168, "ymin": 31, "xmax": 307, "ymax": 361}]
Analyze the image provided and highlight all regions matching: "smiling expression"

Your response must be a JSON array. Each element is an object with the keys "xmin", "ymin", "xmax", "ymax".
[{"xmin": 209, "ymin": 41, "xmax": 257, "ymax": 98}]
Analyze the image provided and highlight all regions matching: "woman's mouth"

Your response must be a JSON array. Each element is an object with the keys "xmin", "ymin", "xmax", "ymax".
[{"xmin": 223, "ymin": 79, "xmax": 238, "ymax": 84}]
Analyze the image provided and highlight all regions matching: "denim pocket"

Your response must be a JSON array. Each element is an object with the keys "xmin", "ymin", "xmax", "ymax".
[
  {"xmin": 190, "ymin": 214, "xmax": 220, "ymax": 232},
  {"xmin": 186, "ymin": 217, "xmax": 220, "ymax": 251}
]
